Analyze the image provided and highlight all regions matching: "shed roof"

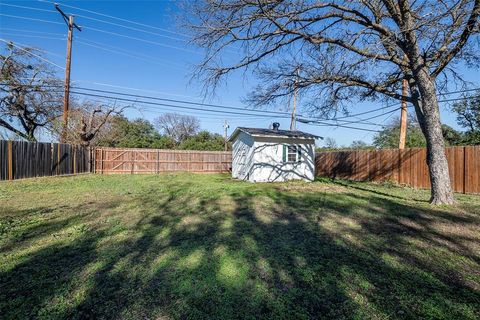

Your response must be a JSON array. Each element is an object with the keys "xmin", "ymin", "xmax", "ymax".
[{"xmin": 228, "ymin": 127, "xmax": 321, "ymax": 142}]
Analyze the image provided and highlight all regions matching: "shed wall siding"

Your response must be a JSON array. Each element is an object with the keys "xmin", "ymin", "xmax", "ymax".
[
  {"xmin": 231, "ymin": 131, "xmax": 255, "ymax": 180},
  {"xmin": 249, "ymin": 137, "xmax": 315, "ymax": 182}
]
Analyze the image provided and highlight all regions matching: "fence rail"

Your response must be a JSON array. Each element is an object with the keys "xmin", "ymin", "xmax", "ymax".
[
  {"xmin": 315, "ymin": 146, "xmax": 480, "ymax": 194},
  {"xmin": 0, "ymin": 140, "xmax": 90, "ymax": 181},
  {"xmin": 94, "ymin": 147, "xmax": 232, "ymax": 174}
]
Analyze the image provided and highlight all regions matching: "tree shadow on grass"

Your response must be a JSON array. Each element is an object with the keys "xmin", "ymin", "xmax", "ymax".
[
  {"xmin": 232, "ymin": 189, "xmax": 480, "ymax": 319},
  {"xmin": 1, "ymin": 178, "xmax": 479, "ymax": 319},
  {"xmin": 326, "ymin": 178, "xmax": 430, "ymax": 203},
  {"xmin": 0, "ymin": 201, "xmax": 116, "ymax": 254}
]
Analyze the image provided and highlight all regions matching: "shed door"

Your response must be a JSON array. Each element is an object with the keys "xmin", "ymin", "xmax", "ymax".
[{"xmin": 239, "ymin": 146, "xmax": 247, "ymax": 175}]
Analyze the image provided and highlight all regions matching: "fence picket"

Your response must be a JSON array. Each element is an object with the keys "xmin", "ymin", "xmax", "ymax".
[
  {"xmin": 94, "ymin": 147, "xmax": 232, "ymax": 174},
  {"xmin": 316, "ymin": 147, "xmax": 480, "ymax": 194},
  {"xmin": 0, "ymin": 140, "xmax": 89, "ymax": 181}
]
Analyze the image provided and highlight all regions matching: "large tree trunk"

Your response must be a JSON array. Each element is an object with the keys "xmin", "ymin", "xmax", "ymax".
[{"xmin": 412, "ymin": 70, "xmax": 456, "ymax": 205}]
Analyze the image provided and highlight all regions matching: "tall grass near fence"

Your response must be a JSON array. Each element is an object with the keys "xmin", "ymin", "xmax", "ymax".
[{"xmin": 0, "ymin": 140, "xmax": 90, "ymax": 181}]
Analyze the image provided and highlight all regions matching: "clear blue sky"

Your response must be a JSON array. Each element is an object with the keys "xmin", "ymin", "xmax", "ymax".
[{"xmin": 1, "ymin": 0, "xmax": 478, "ymax": 146}]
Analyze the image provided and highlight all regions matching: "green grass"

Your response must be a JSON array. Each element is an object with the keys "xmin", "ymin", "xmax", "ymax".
[{"xmin": 0, "ymin": 173, "xmax": 479, "ymax": 320}]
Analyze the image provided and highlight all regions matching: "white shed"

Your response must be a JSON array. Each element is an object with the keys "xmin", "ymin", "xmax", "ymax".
[{"xmin": 228, "ymin": 125, "xmax": 321, "ymax": 182}]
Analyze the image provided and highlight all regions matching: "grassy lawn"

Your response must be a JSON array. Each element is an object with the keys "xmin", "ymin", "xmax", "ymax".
[{"xmin": 0, "ymin": 174, "xmax": 479, "ymax": 319}]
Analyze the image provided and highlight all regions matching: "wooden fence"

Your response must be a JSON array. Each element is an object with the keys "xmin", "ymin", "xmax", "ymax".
[
  {"xmin": 4, "ymin": 142, "xmax": 480, "ymax": 194},
  {"xmin": 316, "ymin": 146, "xmax": 480, "ymax": 194},
  {"xmin": 0, "ymin": 140, "xmax": 90, "ymax": 181},
  {"xmin": 94, "ymin": 147, "xmax": 232, "ymax": 174}
]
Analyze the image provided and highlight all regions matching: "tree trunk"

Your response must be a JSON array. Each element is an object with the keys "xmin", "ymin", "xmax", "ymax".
[{"xmin": 412, "ymin": 70, "xmax": 456, "ymax": 205}]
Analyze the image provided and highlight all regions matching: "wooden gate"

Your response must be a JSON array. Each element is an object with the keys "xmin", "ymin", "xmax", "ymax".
[{"xmin": 94, "ymin": 147, "xmax": 232, "ymax": 174}]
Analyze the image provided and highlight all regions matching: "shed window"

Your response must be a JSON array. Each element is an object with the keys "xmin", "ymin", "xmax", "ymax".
[
  {"xmin": 287, "ymin": 145, "xmax": 297, "ymax": 162},
  {"xmin": 283, "ymin": 145, "xmax": 302, "ymax": 162}
]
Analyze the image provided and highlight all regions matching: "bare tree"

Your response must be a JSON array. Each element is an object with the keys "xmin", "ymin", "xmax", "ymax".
[
  {"xmin": 154, "ymin": 113, "xmax": 200, "ymax": 143},
  {"xmin": 186, "ymin": 0, "xmax": 480, "ymax": 204},
  {"xmin": 324, "ymin": 137, "xmax": 338, "ymax": 149},
  {"xmin": 54, "ymin": 101, "xmax": 128, "ymax": 147},
  {"xmin": 0, "ymin": 42, "xmax": 63, "ymax": 141}
]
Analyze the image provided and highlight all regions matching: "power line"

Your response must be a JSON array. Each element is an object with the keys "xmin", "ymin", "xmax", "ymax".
[
  {"xmin": 0, "ymin": 82, "xmax": 271, "ymax": 119},
  {"xmin": 72, "ymin": 84, "xmax": 415, "ymax": 124},
  {"xmin": 0, "ymin": 2, "xmax": 186, "ymax": 42},
  {"xmin": 68, "ymin": 90, "xmax": 293, "ymax": 118},
  {"xmin": 0, "ymin": 32, "xmax": 65, "ymax": 42},
  {"xmin": 71, "ymin": 86, "xmax": 293, "ymax": 116},
  {"xmin": 76, "ymin": 38, "xmax": 184, "ymax": 67},
  {"xmin": 0, "ymin": 13, "xmax": 64, "ymax": 25},
  {"xmin": 299, "ymin": 103, "xmax": 400, "ymax": 126},
  {"xmin": 74, "ymin": 86, "xmax": 399, "ymax": 124},
  {"xmin": 0, "ymin": 3, "xmax": 57, "ymax": 13},
  {"xmin": 4, "ymin": 2, "xmax": 241, "ymax": 55},
  {"xmin": 358, "ymin": 107, "xmax": 398, "ymax": 141},
  {"xmin": 298, "ymin": 119, "xmax": 382, "ymax": 132},
  {"xmin": 74, "ymin": 95, "xmax": 264, "ymax": 120},
  {"xmin": 76, "ymin": 81, "xmax": 208, "ymax": 100},
  {"xmin": 438, "ymin": 87, "xmax": 480, "ymax": 96},
  {"xmin": 303, "ymin": 90, "xmax": 480, "ymax": 131},
  {"xmin": 438, "ymin": 94, "xmax": 480, "ymax": 103},
  {"xmin": 297, "ymin": 105, "xmax": 404, "ymax": 131},
  {"xmin": 131, "ymin": 105, "xmax": 275, "ymax": 120},
  {"xmin": 0, "ymin": 79, "xmax": 234, "ymax": 102},
  {"xmin": 0, "ymin": 39, "xmax": 65, "ymax": 70},
  {"xmin": 75, "ymin": 39, "xmax": 185, "ymax": 70},
  {"xmin": 80, "ymin": 25, "xmax": 198, "ymax": 54},
  {"xmin": 74, "ymin": 14, "xmax": 186, "ymax": 42},
  {"xmin": 38, "ymin": 0, "xmax": 188, "ymax": 38},
  {"xmin": 328, "ymin": 88, "xmax": 480, "ymax": 122},
  {"xmin": 0, "ymin": 38, "xmax": 65, "ymax": 58},
  {"xmin": 318, "ymin": 107, "xmax": 401, "ymax": 127},
  {"xmin": 326, "ymin": 103, "xmax": 399, "ymax": 121},
  {"xmin": 346, "ymin": 107, "xmax": 400, "ymax": 124},
  {"xmin": 0, "ymin": 28, "xmax": 65, "ymax": 36},
  {"xmin": 0, "ymin": 80, "xmax": 395, "ymax": 125}
]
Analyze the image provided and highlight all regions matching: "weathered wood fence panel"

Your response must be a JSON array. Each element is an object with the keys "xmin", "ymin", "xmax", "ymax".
[
  {"xmin": 316, "ymin": 146, "xmax": 480, "ymax": 194},
  {"xmin": 94, "ymin": 147, "xmax": 232, "ymax": 174},
  {"xmin": 0, "ymin": 140, "xmax": 90, "ymax": 181}
]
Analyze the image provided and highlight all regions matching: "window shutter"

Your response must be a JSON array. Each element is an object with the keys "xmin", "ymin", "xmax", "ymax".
[
  {"xmin": 297, "ymin": 145, "xmax": 302, "ymax": 162},
  {"xmin": 282, "ymin": 145, "xmax": 286, "ymax": 162}
]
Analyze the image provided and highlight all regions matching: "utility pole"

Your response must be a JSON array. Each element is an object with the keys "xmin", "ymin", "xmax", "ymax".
[
  {"xmin": 223, "ymin": 120, "xmax": 230, "ymax": 151},
  {"xmin": 55, "ymin": 4, "xmax": 81, "ymax": 143},
  {"xmin": 290, "ymin": 68, "xmax": 299, "ymax": 131},
  {"xmin": 399, "ymin": 78, "xmax": 408, "ymax": 149}
]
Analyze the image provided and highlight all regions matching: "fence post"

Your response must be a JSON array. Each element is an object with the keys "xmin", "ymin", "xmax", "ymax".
[
  {"xmin": 219, "ymin": 152, "xmax": 222, "ymax": 172},
  {"xmin": 188, "ymin": 150, "xmax": 191, "ymax": 172},
  {"xmin": 73, "ymin": 145, "xmax": 77, "ymax": 175},
  {"xmin": 57, "ymin": 143, "xmax": 61, "ymax": 176},
  {"xmin": 463, "ymin": 146, "xmax": 466, "ymax": 194},
  {"xmin": 131, "ymin": 150, "xmax": 135, "ymax": 174},
  {"xmin": 88, "ymin": 147, "xmax": 92, "ymax": 173},
  {"xmin": 7, "ymin": 140, "xmax": 13, "ymax": 180},
  {"xmin": 100, "ymin": 148, "xmax": 104, "ymax": 174},
  {"xmin": 92, "ymin": 147, "xmax": 95, "ymax": 174}
]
